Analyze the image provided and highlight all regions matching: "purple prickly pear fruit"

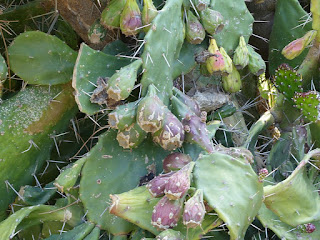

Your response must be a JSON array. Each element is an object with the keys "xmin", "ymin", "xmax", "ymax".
[
  {"xmin": 137, "ymin": 85, "xmax": 167, "ymax": 133},
  {"xmin": 194, "ymin": 0, "xmax": 210, "ymax": 11},
  {"xmin": 206, "ymin": 38, "xmax": 226, "ymax": 75},
  {"xmin": 183, "ymin": 189, "xmax": 206, "ymax": 228},
  {"xmin": 258, "ymin": 168, "xmax": 268, "ymax": 182},
  {"xmin": 182, "ymin": 114, "xmax": 214, "ymax": 153},
  {"xmin": 142, "ymin": 0, "xmax": 158, "ymax": 32},
  {"xmin": 305, "ymin": 223, "xmax": 316, "ymax": 233},
  {"xmin": 151, "ymin": 196, "xmax": 183, "ymax": 230},
  {"xmin": 147, "ymin": 172, "xmax": 175, "ymax": 197},
  {"xmin": 153, "ymin": 111, "xmax": 185, "ymax": 151},
  {"xmin": 186, "ymin": 10, "xmax": 206, "ymax": 45},
  {"xmin": 163, "ymin": 153, "xmax": 192, "ymax": 173},
  {"xmin": 172, "ymin": 88, "xmax": 201, "ymax": 117},
  {"xmin": 282, "ymin": 30, "xmax": 316, "ymax": 60},
  {"xmin": 199, "ymin": 8, "xmax": 224, "ymax": 35},
  {"xmin": 120, "ymin": 0, "xmax": 142, "ymax": 36},
  {"xmin": 164, "ymin": 162, "xmax": 195, "ymax": 200}
]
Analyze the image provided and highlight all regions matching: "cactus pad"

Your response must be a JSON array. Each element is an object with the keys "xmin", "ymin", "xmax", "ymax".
[{"xmin": 293, "ymin": 91, "xmax": 320, "ymax": 123}]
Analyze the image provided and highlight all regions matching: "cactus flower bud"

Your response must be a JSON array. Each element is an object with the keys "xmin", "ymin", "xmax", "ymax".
[
  {"xmin": 183, "ymin": 189, "xmax": 206, "ymax": 228},
  {"xmin": 233, "ymin": 36, "xmax": 250, "ymax": 69},
  {"xmin": 305, "ymin": 223, "xmax": 316, "ymax": 233},
  {"xmin": 142, "ymin": 0, "xmax": 158, "ymax": 32},
  {"xmin": 100, "ymin": 0, "xmax": 127, "ymax": 29},
  {"xmin": 163, "ymin": 153, "xmax": 192, "ymax": 173},
  {"xmin": 164, "ymin": 162, "xmax": 195, "ymax": 200},
  {"xmin": 172, "ymin": 87, "xmax": 201, "ymax": 117},
  {"xmin": 206, "ymin": 39, "xmax": 226, "ymax": 75},
  {"xmin": 137, "ymin": 84, "xmax": 167, "ymax": 133},
  {"xmin": 116, "ymin": 123, "xmax": 147, "ymax": 149},
  {"xmin": 282, "ymin": 30, "xmax": 317, "ymax": 60},
  {"xmin": 248, "ymin": 46, "xmax": 266, "ymax": 76},
  {"xmin": 186, "ymin": 10, "xmax": 206, "ymax": 45},
  {"xmin": 258, "ymin": 168, "xmax": 269, "ymax": 182},
  {"xmin": 120, "ymin": 0, "xmax": 142, "ymax": 36},
  {"xmin": 182, "ymin": 114, "xmax": 214, "ymax": 153},
  {"xmin": 153, "ymin": 111, "xmax": 185, "ymax": 151},
  {"xmin": 147, "ymin": 172, "xmax": 175, "ymax": 197},
  {"xmin": 151, "ymin": 196, "xmax": 184, "ymax": 230},
  {"xmin": 194, "ymin": 0, "xmax": 210, "ymax": 11},
  {"xmin": 222, "ymin": 64, "xmax": 242, "ymax": 93},
  {"xmin": 199, "ymin": 8, "xmax": 224, "ymax": 35}
]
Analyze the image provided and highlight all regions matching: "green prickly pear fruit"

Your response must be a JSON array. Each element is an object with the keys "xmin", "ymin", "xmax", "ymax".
[
  {"xmin": 116, "ymin": 123, "xmax": 147, "ymax": 149},
  {"xmin": 193, "ymin": 0, "xmax": 210, "ymax": 11},
  {"xmin": 183, "ymin": 189, "xmax": 206, "ymax": 228},
  {"xmin": 219, "ymin": 46, "xmax": 233, "ymax": 74},
  {"xmin": 151, "ymin": 196, "xmax": 183, "ymax": 230},
  {"xmin": 88, "ymin": 19, "xmax": 108, "ymax": 44},
  {"xmin": 172, "ymin": 88, "xmax": 201, "ymax": 116},
  {"xmin": 100, "ymin": 0, "xmax": 127, "ymax": 29},
  {"xmin": 108, "ymin": 101, "xmax": 138, "ymax": 131},
  {"xmin": 153, "ymin": 111, "xmax": 185, "ymax": 151},
  {"xmin": 233, "ymin": 36, "xmax": 250, "ymax": 69},
  {"xmin": 146, "ymin": 172, "xmax": 175, "ymax": 197},
  {"xmin": 164, "ymin": 162, "xmax": 195, "ymax": 200},
  {"xmin": 156, "ymin": 229, "xmax": 185, "ymax": 240},
  {"xmin": 182, "ymin": 114, "xmax": 214, "ymax": 152},
  {"xmin": 137, "ymin": 85, "xmax": 167, "ymax": 133},
  {"xmin": 163, "ymin": 153, "xmax": 192, "ymax": 173},
  {"xmin": 120, "ymin": 0, "xmax": 142, "ymax": 36},
  {"xmin": 199, "ymin": 8, "xmax": 224, "ymax": 35},
  {"xmin": 142, "ymin": 0, "xmax": 158, "ymax": 32},
  {"xmin": 206, "ymin": 38, "xmax": 226, "ymax": 75},
  {"xmin": 107, "ymin": 59, "xmax": 142, "ymax": 102},
  {"xmin": 247, "ymin": 46, "xmax": 266, "ymax": 76},
  {"xmin": 222, "ymin": 64, "xmax": 242, "ymax": 93},
  {"xmin": 282, "ymin": 30, "xmax": 317, "ymax": 60},
  {"xmin": 185, "ymin": 10, "xmax": 205, "ymax": 45}
]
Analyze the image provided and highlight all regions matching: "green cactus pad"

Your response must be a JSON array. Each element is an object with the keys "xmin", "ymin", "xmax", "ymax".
[
  {"xmin": 264, "ymin": 155, "xmax": 320, "ymax": 226},
  {"xmin": 274, "ymin": 63, "xmax": 303, "ymax": 101},
  {"xmin": 8, "ymin": 31, "xmax": 77, "ymax": 85},
  {"xmin": 20, "ymin": 182, "xmax": 57, "ymax": 206},
  {"xmin": 193, "ymin": 152, "xmax": 263, "ymax": 240},
  {"xmin": 72, "ymin": 43, "xmax": 130, "ymax": 115},
  {"xmin": 141, "ymin": 0, "xmax": 184, "ymax": 103},
  {"xmin": 54, "ymin": 157, "xmax": 87, "ymax": 193},
  {"xmin": 45, "ymin": 222, "xmax": 95, "ymax": 240},
  {"xmin": 258, "ymin": 203, "xmax": 320, "ymax": 240},
  {"xmin": 0, "ymin": 84, "xmax": 77, "ymax": 218},
  {"xmin": 0, "ymin": 54, "xmax": 7, "ymax": 81},
  {"xmin": 293, "ymin": 91, "xmax": 320, "ymax": 123},
  {"xmin": 83, "ymin": 227, "xmax": 100, "ymax": 240},
  {"xmin": 79, "ymin": 130, "xmax": 169, "ymax": 235},
  {"xmin": 210, "ymin": 0, "xmax": 254, "ymax": 54}
]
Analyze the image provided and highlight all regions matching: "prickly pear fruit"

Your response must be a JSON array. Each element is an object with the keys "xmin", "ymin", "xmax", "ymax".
[
  {"xmin": 100, "ymin": 0, "xmax": 127, "ymax": 29},
  {"xmin": 193, "ymin": 0, "xmax": 210, "ymax": 11},
  {"xmin": 185, "ymin": 10, "xmax": 205, "ymax": 45},
  {"xmin": 221, "ymin": 64, "xmax": 242, "ymax": 93},
  {"xmin": 258, "ymin": 168, "xmax": 269, "ymax": 183},
  {"xmin": 164, "ymin": 162, "xmax": 195, "ymax": 200},
  {"xmin": 172, "ymin": 88, "xmax": 201, "ymax": 117},
  {"xmin": 199, "ymin": 8, "xmax": 224, "ymax": 35},
  {"xmin": 156, "ymin": 229, "xmax": 185, "ymax": 240},
  {"xmin": 183, "ymin": 114, "xmax": 214, "ymax": 152},
  {"xmin": 153, "ymin": 111, "xmax": 185, "ymax": 151},
  {"xmin": 147, "ymin": 172, "xmax": 175, "ymax": 197},
  {"xmin": 247, "ymin": 46, "xmax": 266, "ymax": 76},
  {"xmin": 116, "ymin": 123, "xmax": 147, "ymax": 149},
  {"xmin": 137, "ymin": 85, "xmax": 167, "ymax": 133},
  {"xmin": 120, "ymin": 0, "xmax": 142, "ymax": 36},
  {"xmin": 107, "ymin": 59, "xmax": 142, "ymax": 101},
  {"xmin": 305, "ymin": 223, "xmax": 316, "ymax": 233},
  {"xmin": 142, "ymin": 0, "xmax": 158, "ymax": 32},
  {"xmin": 282, "ymin": 30, "xmax": 317, "ymax": 60},
  {"xmin": 233, "ymin": 36, "xmax": 249, "ymax": 69},
  {"xmin": 108, "ymin": 101, "xmax": 138, "ymax": 131},
  {"xmin": 88, "ymin": 19, "xmax": 107, "ymax": 44},
  {"xmin": 183, "ymin": 189, "xmax": 206, "ymax": 228},
  {"xmin": 163, "ymin": 153, "xmax": 192, "ymax": 173},
  {"xmin": 206, "ymin": 39, "xmax": 226, "ymax": 75},
  {"xmin": 151, "ymin": 196, "xmax": 183, "ymax": 230},
  {"xmin": 219, "ymin": 46, "xmax": 233, "ymax": 74}
]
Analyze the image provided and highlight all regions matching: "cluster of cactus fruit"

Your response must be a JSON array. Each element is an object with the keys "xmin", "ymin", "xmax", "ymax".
[{"xmin": 1, "ymin": 0, "xmax": 320, "ymax": 239}]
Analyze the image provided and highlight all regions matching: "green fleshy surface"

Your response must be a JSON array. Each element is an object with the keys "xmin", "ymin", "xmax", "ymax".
[{"xmin": 294, "ymin": 91, "xmax": 320, "ymax": 123}]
